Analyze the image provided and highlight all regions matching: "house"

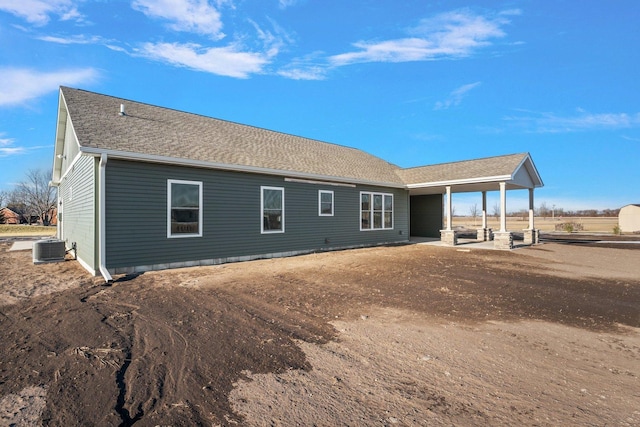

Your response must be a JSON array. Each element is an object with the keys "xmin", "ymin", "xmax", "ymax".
[
  {"xmin": 619, "ymin": 204, "xmax": 640, "ymax": 233},
  {"xmin": 51, "ymin": 87, "xmax": 543, "ymax": 281},
  {"xmin": 0, "ymin": 207, "xmax": 22, "ymax": 224}
]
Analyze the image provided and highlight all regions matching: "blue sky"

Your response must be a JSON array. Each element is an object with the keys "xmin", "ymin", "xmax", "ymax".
[{"xmin": 1, "ymin": 0, "xmax": 638, "ymax": 213}]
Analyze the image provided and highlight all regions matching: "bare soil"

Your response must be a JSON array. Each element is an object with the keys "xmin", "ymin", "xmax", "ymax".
[{"xmin": 0, "ymin": 240, "xmax": 638, "ymax": 426}]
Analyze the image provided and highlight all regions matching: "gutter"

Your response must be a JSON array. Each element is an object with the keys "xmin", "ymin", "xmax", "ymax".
[{"xmin": 98, "ymin": 153, "xmax": 113, "ymax": 283}]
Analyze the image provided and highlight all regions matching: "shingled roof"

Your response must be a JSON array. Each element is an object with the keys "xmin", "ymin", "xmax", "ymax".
[
  {"xmin": 59, "ymin": 87, "xmax": 404, "ymax": 186},
  {"xmin": 55, "ymin": 87, "xmax": 542, "ymax": 191},
  {"xmin": 397, "ymin": 153, "xmax": 529, "ymax": 184}
]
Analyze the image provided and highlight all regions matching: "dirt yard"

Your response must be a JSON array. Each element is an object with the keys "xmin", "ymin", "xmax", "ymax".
[{"xmin": 0, "ymin": 239, "xmax": 638, "ymax": 426}]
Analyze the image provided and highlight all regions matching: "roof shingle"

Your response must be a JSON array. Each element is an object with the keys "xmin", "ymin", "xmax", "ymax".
[
  {"xmin": 59, "ymin": 87, "xmax": 539, "ymax": 189},
  {"xmin": 61, "ymin": 87, "xmax": 404, "ymax": 186}
]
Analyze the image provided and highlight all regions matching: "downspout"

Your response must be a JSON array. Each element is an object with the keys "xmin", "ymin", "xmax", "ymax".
[{"xmin": 98, "ymin": 153, "xmax": 113, "ymax": 283}]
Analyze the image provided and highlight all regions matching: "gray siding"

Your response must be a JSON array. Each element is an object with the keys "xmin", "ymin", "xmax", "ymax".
[
  {"xmin": 410, "ymin": 194, "xmax": 443, "ymax": 237},
  {"xmin": 105, "ymin": 160, "xmax": 408, "ymax": 270},
  {"xmin": 59, "ymin": 155, "xmax": 98, "ymax": 272}
]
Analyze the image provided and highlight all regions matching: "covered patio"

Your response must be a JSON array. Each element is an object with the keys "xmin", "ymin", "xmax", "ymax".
[{"xmin": 399, "ymin": 153, "xmax": 544, "ymax": 250}]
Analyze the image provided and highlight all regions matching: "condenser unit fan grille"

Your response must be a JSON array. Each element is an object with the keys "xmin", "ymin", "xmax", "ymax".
[{"xmin": 33, "ymin": 239, "xmax": 66, "ymax": 264}]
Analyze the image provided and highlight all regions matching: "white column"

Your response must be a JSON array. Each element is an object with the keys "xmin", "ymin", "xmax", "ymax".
[
  {"xmin": 445, "ymin": 186, "xmax": 452, "ymax": 231},
  {"xmin": 481, "ymin": 191, "xmax": 487, "ymax": 229},
  {"xmin": 499, "ymin": 182, "xmax": 507, "ymax": 232},
  {"xmin": 528, "ymin": 188, "xmax": 535, "ymax": 230}
]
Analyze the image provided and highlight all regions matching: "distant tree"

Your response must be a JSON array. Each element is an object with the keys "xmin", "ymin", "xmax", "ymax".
[
  {"xmin": 492, "ymin": 202, "xmax": 500, "ymax": 220},
  {"xmin": 14, "ymin": 169, "xmax": 56, "ymax": 226},
  {"xmin": 0, "ymin": 190, "xmax": 6, "ymax": 208},
  {"xmin": 538, "ymin": 202, "xmax": 550, "ymax": 219},
  {"xmin": 601, "ymin": 208, "xmax": 620, "ymax": 217},
  {"xmin": 469, "ymin": 203, "xmax": 479, "ymax": 226},
  {"xmin": 0, "ymin": 208, "xmax": 4, "ymax": 224}
]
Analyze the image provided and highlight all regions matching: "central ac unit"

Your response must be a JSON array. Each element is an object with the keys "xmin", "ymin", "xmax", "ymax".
[{"xmin": 33, "ymin": 239, "xmax": 66, "ymax": 264}]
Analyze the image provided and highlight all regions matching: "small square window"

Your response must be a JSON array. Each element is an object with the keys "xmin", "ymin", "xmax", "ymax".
[{"xmin": 319, "ymin": 190, "xmax": 334, "ymax": 216}]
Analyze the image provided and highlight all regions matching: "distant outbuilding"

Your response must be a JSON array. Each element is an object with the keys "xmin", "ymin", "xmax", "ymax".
[{"xmin": 619, "ymin": 204, "xmax": 640, "ymax": 233}]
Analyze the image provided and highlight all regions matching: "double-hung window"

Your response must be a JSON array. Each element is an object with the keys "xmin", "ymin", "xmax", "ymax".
[
  {"xmin": 167, "ymin": 179, "xmax": 202, "ymax": 238},
  {"xmin": 360, "ymin": 192, "xmax": 393, "ymax": 230},
  {"xmin": 319, "ymin": 190, "xmax": 334, "ymax": 216},
  {"xmin": 261, "ymin": 186, "xmax": 284, "ymax": 233}
]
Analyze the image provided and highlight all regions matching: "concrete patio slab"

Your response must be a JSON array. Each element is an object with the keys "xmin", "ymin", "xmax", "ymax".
[{"xmin": 9, "ymin": 241, "xmax": 34, "ymax": 251}]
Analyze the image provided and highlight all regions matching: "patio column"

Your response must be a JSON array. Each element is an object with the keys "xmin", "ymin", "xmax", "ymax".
[
  {"xmin": 528, "ymin": 188, "xmax": 535, "ymax": 230},
  {"xmin": 494, "ymin": 181, "xmax": 513, "ymax": 249},
  {"xmin": 523, "ymin": 188, "xmax": 539, "ymax": 245},
  {"xmin": 481, "ymin": 191, "xmax": 487, "ymax": 229},
  {"xmin": 445, "ymin": 185, "xmax": 452, "ymax": 231},
  {"xmin": 499, "ymin": 182, "xmax": 507, "ymax": 232},
  {"xmin": 440, "ymin": 185, "xmax": 457, "ymax": 245},
  {"xmin": 476, "ymin": 191, "xmax": 492, "ymax": 241}
]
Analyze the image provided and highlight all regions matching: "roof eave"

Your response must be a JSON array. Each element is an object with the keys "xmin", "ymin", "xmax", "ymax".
[{"xmin": 51, "ymin": 89, "xmax": 68, "ymax": 185}]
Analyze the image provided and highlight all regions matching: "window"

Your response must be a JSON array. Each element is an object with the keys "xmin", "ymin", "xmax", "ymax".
[
  {"xmin": 168, "ymin": 179, "xmax": 202, "ymax": 238},
  {"xmin": 319, "ymin": 190, "xmax": 334, "ymax": 216},
  {"xmin": 261, "ymin": 186, "xmax": 284, "ymax": 233},
  {"xmin": 360, "ymin": 192, "xmax": 393, "ymax": 230}
]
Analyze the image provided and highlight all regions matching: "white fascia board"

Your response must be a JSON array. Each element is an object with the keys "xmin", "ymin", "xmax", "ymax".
[
  {"xmin": 52, "ymin": 90, "xmax": 68, "ymax": 184},
  {"xmin": 516, "ymin": 154, "xmax": 544, "ymax": 187},
  {"xmin": 79, "ymin": 147, "xmax": 406, "ymax": 189},
  {"xmin": 406, "ymin": 174, "xmax": 513, "ymax": 189}
]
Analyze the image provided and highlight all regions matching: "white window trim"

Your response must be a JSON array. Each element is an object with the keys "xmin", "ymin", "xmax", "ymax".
[
  {"xmin": 360, "ymin": 191, "xmax": 394, "ymax": 231},
  {"xmin": 261, "ymin": 186, "xmax": 285, "ymax": 234},
  {"xmin": 318, "ymin": 190, "xmax": 334, "ymax": 216},
  {"xmin": 167, "ymin": 179, "xmax": 203, "ymax": 238}
]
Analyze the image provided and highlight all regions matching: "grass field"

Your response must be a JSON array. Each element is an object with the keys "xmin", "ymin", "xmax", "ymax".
[
  {"xmin": 0, "ymin": 218, "xmax": 621, "ymax": 237},
  {"xmin": 452, "ymin": 216, "xmax": 619, "ymax": 233},
  {"xmin": 0, "ymin": 225, "xmax": 57, "ymax": 237}
]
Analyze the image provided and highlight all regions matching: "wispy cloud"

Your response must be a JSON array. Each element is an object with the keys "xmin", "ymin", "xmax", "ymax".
[
  {"xmin": 278, "ymin": 0, "xmax": 298, "ymax": 9},
  {"xmin": 0, "ymin": 67, "xmax": 99, "ymax": 106},
  {"xmin": 132, "ymin": 0, "xmax": 225, "ymax": 39},
  {"xmin": 434, "ymin": 82, "xmax": 481, "ymax": 110},
  {"xmin": 0, "ymin": 0, "xmax": 83, "ymax": 25},
  {"xmin": 0, "ymin": 135, "xmax": 25, "ymax": 157},
  {"xmin": 136, "ymin": 42, "xmax": 270, "ymax": 78},
  {"xmin": 329, "ymin": 8, "xmax": 517, "ymax": 66},
  {"xmin": 504, "ymin": 109, "xmax": 640, "ymax": 133},
  {"xmin": 621, "ymin": 135, "xmax": 640, "ymax": 142},
  {"xmin": 134, "ymin": 17, "xmax": 289, "ymax": 78},
  {"xmin": 37, "ymin": 34, "xmax": 106, "ymax": 44},
  {"xmin": 277, "ymin": 52, "xmax": 329, "ymax": 80}
]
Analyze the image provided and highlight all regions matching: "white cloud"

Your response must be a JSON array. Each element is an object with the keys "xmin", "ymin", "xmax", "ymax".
[
  {"xmin": 434, "ymin": 81, "xmax": 481, "ymax": 110},
  {"xmin": 0, "ymin": 67, "xmax": 99, "ymax": 106},
  {"xmin": 137, "ymin": 42, "xmax": 270, "ymax": 78},
  {"xmin": 504, "ymin": 110, "xmax": 640, "ymax": 133},
  {"xmin": 37, "ymin": 34, "xmax": 105, "ymax": 44},
  {"xmin": 132, "ymin": 0, "xmax": 225, "ymax": 39},
  {"xmin": 329, "ymin": 8, "xmax": 515, "ymax": 66},
  {"xmin": 277, "ymin": 66, "xmax": 327, "ymax": 80},
  {"xmin": 0, "ymin": 0, "xmax": 82, "ymax": 25},
  {"xmin": 0, "ymin": 135, "xmax": 25, "ymax": 157},
  {"xmin": 278, "ymin": 0, "xmax": 298, "ymax": 9}
]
